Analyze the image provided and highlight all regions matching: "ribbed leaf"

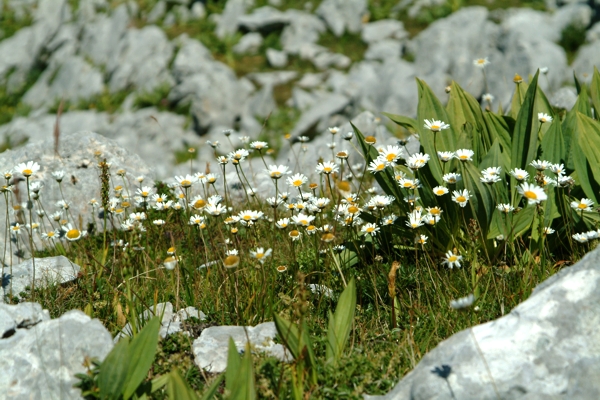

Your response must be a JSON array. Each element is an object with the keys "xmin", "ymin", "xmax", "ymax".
[
  {"xmin": 123, "ymin": 316, "xmax": 161, "ymax": 399},
  {"xmin": 540, "ymin": 118, "xmax": 565, "ymax": 164},
  {"xmin": 98, "ymin": 338, "xmax": 130, "ymax": 400},
  {"xmin": 416, "ymin": 78, "xmax": 457, "ymax": 184},
  {"xmin": 225, "ymin": 338, "xmax": 242, "ymax": 394},
  {"xmin": 573, "ymin": 112, "xmax": 600, "ymax": 203},
  {"xmin": 200, "ymin": 374, "xmax": 224, "ymax": 400},
  {"xmin": 382, "ymin": 112, "xmax": 419, "ymax": 133},
  {"xmin": 511, "ymin": 71, "xmax": 541, "ymax": 172},
  {"xmin": 510, "ymin": 80, "xmax": 529, "ymax": 119},
  {"xmin": 326, "ymin": 278, "xmax": 356, "ymax": 366},
  {"xmin": 273, "ymin": 315, "xmax": 318, "ymax": 385},
  {"xmin": 168, "ymin": 369, "xmax": 200, "ymax": 400},
  {"xmin": 591, "ymin": 66, "xmax": 600, "ymax": 118},
  {"xmin": 230, "ymin": 343, "xmax": 257, "ymax": 400}
]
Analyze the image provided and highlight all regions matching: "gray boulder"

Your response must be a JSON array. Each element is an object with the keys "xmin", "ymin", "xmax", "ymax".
[
  {"xmin": 280, "ymin": 10, "xmax": 326, "ymax": 54},
  {"xmin": 22, "ymin": 55, "xmax": 104, "ymax": 109},
  {"xmin": 116, "ymin": 302, "xmax": 207, "ymax": 341},
  {"xmin": 106, "ymin": 25, "xmax": 175, "ymax": 93},
  {"xmin": 266, "ymin": 48, "xmax": 288, "ymax": 67},
  {"xmin": 364, "ymin": 39, "xmax": 403, "ymax": 61},
  {"xmin": 572, "ymin": 41, "xmax": 600, "ymax": 82},
  {"xmin": 290, "ymin": 92, "xmax": 350, "ymax": 138},
  {"xmin": 146, "ymin": 0, "xmax": 167, "ymax": 23},
  {"xmin": 316, "ymin": 0, "xmax": 367, "ymax": 37},
  {"xmin": 171, "ymin": 36, "xmax": 213, "ymax": 80},
  {"xmin": 215, "ymin": 0, "xmax": 254, "ymax": 39},
  {"xmin": 0, "ymin": 131, "xmax": 154, "ymax": 262},
  {"xmin": 366, "ymin": 246, "xmax": 600, "ymax": 400},
  {"xmin": 79, "ymin": 4, "xmax": 130, "ymax": 67},
  {"xmin": 2, "ymin": 256, "xmax": 80, "ymax": 302},
  {"xmin": 361, "ymin": 19, "xmax": 408, "ymax": 43},
  {"xmin": 233, "ymin": 32, "xmax": 264, "ymax": 54},
  {"xmin": 193, "ymin": 322, "xmax": 290, "ymax": 373},
  {"xmin": 0, "ymin": 304, "xmax": 113, "ymax": 400},
  {"xmin": 550, "ymin": 86, "xmax": 578, "ymax": 110},
  {"xmin": 237, "ymin": 6, "xmax": 290, "ymax": 32},
  {"xmin": 247, "ymin": 71, "xmax": 298, "ymax": 87}
]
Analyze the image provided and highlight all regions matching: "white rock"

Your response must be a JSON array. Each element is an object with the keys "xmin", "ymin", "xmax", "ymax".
[
  {"xmin": 233, "ymin": 32, "xmax": 264, "ymax": 54},
  {"xmin": 361, "ymin": 19, "xmax": 407, "ymax": 43},
  {"xmin": 316, "ymin": 0, "xmax": 367, "ymax": 37},
  {"xmin": 193, "ymin": 322, "xmax": 290, "ymax": 373},
  {"xmin": 266, "ymin": 48, "xmax": 288, "ymax": 67}
]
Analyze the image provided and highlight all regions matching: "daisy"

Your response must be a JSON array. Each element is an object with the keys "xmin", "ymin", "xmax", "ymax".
[
  {"xmin": 381, "ymin": 214, "xmax": 397, "ymax": 226},
  {"xmin": 497, "ymin": 203, "xmax": 515, "ymax": 213},
  {"xmin": 316, "ymin": 161, "xmax": 339, "ymax": 175},
  {"xmin": 292, "ymin": 212, "xmax": 315, "ymax": 227},
  {"xmin": 276, "ymin": 265, "xmax": 288, "ymax": 273},
  {"xmin": 433, "ymin": 186, "xmax": 449, "ymax": 196},
  {"xmin": 573, "ymin": 233, "xmax": 589, "ymax": 243},
  {"xmin": 238, "ymin": 210, "xmax": 263, "ymax": 225},
  {"xmin": 229, "ymin": 148, "xmax": 250, "ymax": 162},
  {"xmin": 136, "ymin": 186, "xmax": 154, "ymax": 198},
  {"xmin": 306, "ymin": 225, "xmax": 320, "ymax": 235},
  {"xmin": 455, "ymin": 149, "xmax": 474, "ymax": 162},
  {"xmin": 437, "ymin": 151, "xmax": 455, "ymax": 162},
  {"xmin": 550, "ymin": 164, "xmax": 565, "ymax": 176},
  {"xmin": 175, "ymin": 174, "xmax": 197, "ymax": 188},
  {"xmin": 406, "ymin": 209, "xmax": 424, "ymax": 229},
  {"xmin": 518, "ymin": 183, "xmax": 547, "ymax": 204},
  {"xmin": 205, "ymin": 203, "xmax": 226, "ymax": 216},
  {"xmin": 41, "ymin": 230, "xmax": 59, "ymax": 240},
  {"xmin": 442, "ymin": 250, "xmax": 463, "ymax": 268},
  {"xmin": 276, "ymin": 218, "xmax": 291, "ymax": 229},
  {"xmin": 62, "ymin": 223, "xmax": 86, "ymax": 241},
  {"xmin": 189, "ymin": 215, "xmax": 205, "ymax": 226},
  {"xmin": 29, "ymin": 181, "xmax": 43, "ymax": 193},
  {"xmin": 571, "ymin": 198, "xmax": 594, "ymax": 212},
  {"xmin": 405, "ymin": 153, "xmax": 430, "ymax": 170},
  {"xmin": 450, "ymin": 294, "xmax": 475, "ymax": 309},
  {"xmin": 343, "ymin": 131, "xmax": 353, "ymax": 140},
  {"xmin": 336, "ymin": 150, "xmax": 350, "ymax": 160},
  {"xmin": 250, "ymin": 141, "xmax": 268, "ymax": 150},
  {"xmin": 482, "ymin": 93, "xmax": 494, "ymax": 103},
  {"xmin": 530, "ymin": 159, "xmax": 551, "ymax": 171},
  {"xmin": 14, "ymin": 161, "xmax": 40, "ymax": 177},
  {"xmin": 223, "ymin": 250, "xmax": 241, "ymax": 269},
  {"xmin": 443, "ymin": 173, "xmax": 462, "ymax": 184},
  {"xmin": 397, "ymin": 178, "xmax": 420, "ymax": 190},
  {"xmin": 368, "ymin": 195, "xmax": 395, "ymax": 209},
  {"xmin": 510, "ymin": 168, "xmax": 529, "ymax": 181},
  {"xmin": 153, "ymin": 219, "xmax": 166, "ymax": 226},
  {"xmin": 480, "ymin": 167, "xmax": 502, "ymax": 184},
  {"xmin": 52, "ymin": 170, "xmax": 65, "ymax": 182},
  {"xmin": 129, "ymin": 212, "xmax": 146, "ymax": 222},
  {"xmin": 416, "ymin": 235, "xmax": 428, "ymax": 245},
  {"xmin": 289, "ymin": 230, "xmax": 302, "ymax": 241},
  {"xmin": 379, "ymin": 145, "xmax": 404, "ymax": 164},
  {"xmin": 544, "ymin": 227, "xmax": 555, "ymax": 235},
  {"xmin": 250, "ymin": 247, "xmax": 272, "ymax": 264},
  {"xmin": 367, "ymin": 157, "xmax": 387, "ymax": 173},
  {"xmin": 422, "ymin": 213, "xmax": 439, "ymax": 225},
  {"xmin": 538, "ymin": 113, "xmax": 553, "ymax": 123},
  {"xmin": 287, "ymin": 173, "xmax": 308, "ymax": 188},
  {"xmin": 329, "ymin": 126, "xmax": 339, "ymax": 135},
  {"xmin": 266, "ymin": 165, "xmax": 290, "ymax": 180},
  {"xmin": 452, "ymin": 189, "xmax": 471, "ymax": 207},
  {"xmin": 473, "ymin": 57, "xmax": 490, "ymax": 68},
  {"xmin": 361, "ymin": 223, "xmax": 380, "ymax": 236},
  {"xmin": 312, "ymin": 197, "xmax": 331, "ymax": 209},
  {"xmin": 424, "ymin": 119, "xmax": 450, "ymax": 132}
]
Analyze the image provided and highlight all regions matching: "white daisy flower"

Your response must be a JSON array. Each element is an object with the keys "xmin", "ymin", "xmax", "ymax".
[
  {"xmin": 367, "ymin": 157, "xmax": 387, "ymax": 174},
  {"xmin": 406, "ymin": 209, "xmax": 424, "ymax": 229},
  {"xmin": 530, "ymin": 159, "xmax": 551, "ymax": 171},
  {"xmin": 250, "ymin": 247, "xmax": 272, "ymax": 264},
  {"xmin": 443, "ymin": 173, "xmax": 462, "ymax": 184},
  {"xmin": 473, "ymin": 57, "xmax": 490, "ymax": 68},
  {"xmin": 538, "ymin": 113, "xmax": 553, "ymax": 123},
  {"xmin": 266, "ymin": 165, "xmax": 291, "ymax": 180},
  {"xmin": 423, "ymin": 119, "xmax": 450, "ymax": 132},
  {"xmin": 14, "ymin": 161, "xmax": 40, "ymax": 177},
  {"xmin": 287, "ymin": 173, "xmax": 308, "ymax": 188},
  {"xmin": 510, "ymin": 168, "xmax": 529, "ymax": 181},
  {"xmin": 452, "ymin": 189, "xmax": 471, "ymax": 207},
  {"xmin": 437, "ymin": 151, "xmax": 455, "ymax": 162},
  {"xmin": 442, "ymin": 251, "xmax": 463, "ymax": 268},
  {"xmin": 518, "ymin": 182, "xmax": 547, "ymax": 204},
  {"xmin": 361, "ymin": 223, "xmax": 380, "ymax": 236},
  {"xmin": 316, "ymin": 161, "xmax": 339, "ymax": 175},
  {"xmin": 379, "ymin": 145, "xmax": 404, "ymax": 164},
  {"xmin": 405, "ymin": 153, "xmax": 430, "ymax": 170},
  {"xmin": 570, "ymin": 198, "xmax": 594, "ymax": 212},
  {"xmin": 433, "ymin": 186, "xmax": 449, "ymax": 196},
  {"xmin": 455, "ymin": 149, "xmax": 474, "ymax": 162}
]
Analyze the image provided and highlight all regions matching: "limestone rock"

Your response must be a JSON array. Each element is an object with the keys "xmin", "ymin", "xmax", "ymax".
[
  {"xmin": 233, "ymin": 32, "xmax": 264, "ymax": 55},
  {"xmin": 193, "ymin": 322, "xmax": 290, "ymax": 373},
  {"xmin": 550, "ymin": 86, "xmax": 578, "ymax": 110},
  {"xmin": 0, "ymin": 302, "xmax": 49, "ymax": 337},
  {"xmin": 361, "ymin": 19, "xmax": 407, "ymax": 43},
  {"xmin": 80, "ymin": 4, "xmax": 130, "ymax": 67},
  {"xmin": 266, "ymin": 48, "xmax": 288, "ymax": 68},
  {"xmin": 22, "ymin": 55, "xmax": 104, "ymax": 110},
  {"xmin": 280, "ymin": 10, "xmax": 326, "ymax": 54},
  {"xmin": 171, "ymin": 36, "xmax": 213, "ymax": 80},
  {"xmin": 116, "ymin": 302, "xmax": 207, "ymax": 341},
  {"xmin": 0, "ymin": 305, "xmax": 113, "ymax": 400},
  {"xmin": 316, "ymin": 0, "xmax": 367, "ymax": 37},
  {"xmin": 237, "ymin": 6, "xmax": 290, "ymax": 32},
  {"xmin": 366, "ymin": 246, "xmax": 600, "ymax": 400},
  {"xmin": 215, "ymin": 0, "xmax": 254, "ymax": 39},
  {"xmin": 290, "ymin": 92, "xmax": 350, "ymax": 138},
  {"xmin": 572, "ymin": 41, "xmax": 600, "ymax": 82},
  {"xmin": 364, "ymin": 39, "xmax": 403, "ymax": 61},
  {"xmin": 0, "ymin": 131, "xmax": 154, "ymax": 262},
  {"xmin": 2, "ymin": 256, "xmax": 80, "ymax": 302},
  {"xmin": 106, "ymin": 25, "xmax": 175, "ymax": 93}
]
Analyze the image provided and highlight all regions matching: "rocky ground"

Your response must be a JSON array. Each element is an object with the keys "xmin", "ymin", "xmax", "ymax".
[{"xmin": 0, "ymin": 0, "xmax": 598, "ymax": 179}]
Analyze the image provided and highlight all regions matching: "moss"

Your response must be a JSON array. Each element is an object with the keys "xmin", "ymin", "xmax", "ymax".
[{"xmin": 559, "ymin": 22, "xmax": 587, "ymax": 64}]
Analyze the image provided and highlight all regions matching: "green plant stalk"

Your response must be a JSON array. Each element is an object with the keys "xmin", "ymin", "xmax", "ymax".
[{"xmin": 25, "ymin": 177, "xmax": 36, "ymax": 300}]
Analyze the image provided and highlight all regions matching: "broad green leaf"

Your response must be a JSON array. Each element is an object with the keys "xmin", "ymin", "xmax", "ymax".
[
  {"xmin": 326, "ymin": 278, "xmax": 356, "ymax": 366},
  {"xmin": 512, "ymin": 206, "xmax": 536, "ymax": 239},
  {"xmin": 416, "ymin": 78, "xmax": 457, "ymax": 184},
  {"xmin": 200, "ymin": 374, "xmax": 224, "ymax": 400},
  {"xmin": 590, "ymin": 66, "xmax": 600, "ymax": 118},
  {"xmin": 230, "ymin": 344, "xmax": 257, "ymax": 400},
  {"xmin": 382, "ymin": 112, "xmax": 419, "ymax": 133},
  {"xmin": 98, "ymin": 337, "xmax": 130, "ymax": 400},
  {"xmin": 459, "ymin": 162, "xmax": 495, "ymax": 234},
  {"xmin": 563, "ymin": 85, "xmax": 593, "ymax": 169},
  {"xmin": 574, "ymin": 71, "xmax": 582, "ymax": 94},
  {"xmin": 273, "ymin": 315, "xmax": 318, "ymax": 385},
  {"xmin": 167, "ymin": 369, "xmax": 199, "ymax": 400},
  {"xmin": 540, "ymin": 118, "xmax": 565, "ymax": 164},
  {"xmin": 511, "ymin": 71, "xmax": 542, "ymax": 172},
  {"xmin": 446, "ymin": 81, "xmax": 491, "ymax": 158},
  {"xmin": 150, "ymin": 375, "xmax": 169, "ymax": 393},
  {"xmin": 123, "ymin": 316, "xmax": 161, "ymax": 399},
  {"xmin": 483, "ymin": 113, "xmax": 513, "ymax": 169},
  {"xmin": 573, "ymin": 112, "xmax": 600, "ymax": 203},
  {"xmin": 225, "ymin": 338, "xmax": 241, "ymax": 394},
  {"xmin": 510, "ymin": 79, "xmax": 529, "ymax": 119}
]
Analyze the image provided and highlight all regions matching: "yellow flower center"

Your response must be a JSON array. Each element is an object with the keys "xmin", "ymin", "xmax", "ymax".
[
  {"xmin": 290, "ymin": 230, "xmax": 299, "ymax": 237},
  {"xmin": 66, "ymin": 229, "xmax": 80, "ymax": 239},
  {"xmin": 431, "ymin": 125, "xmax": 440, "ymax": 131},
  {"xmin": 194, "ymin": 199, "xmax": 206, "ymax": 209},
  {"xmin": 277, "ymin": 266, "xmax": 287, "ymax": 272},
  {"xmin": 321, "ymin": 233, "xmax": 335, "ymax": 242},
  {"xmin": 23, "ymin": 169, "xmax": 32, "ymax": 175},
  {"xmin": 524, "ymin": 191, "xmax": 537, "ymax": 200},
  {"xmin": 386, "ymin": 154, "xmax": 396, "ymax": 162},
  {"xmin": 293, "ymin": 180, "xmax": 302, "ymax": 186},
  {"xmin": 181, "ymin": 180, "xmax": 191, "ymax": 187},
  {"xmin": 366, "ymin": 227, "xmax": 375, "ymax": 232},
  {"xmin": 256, "ymin": 253, "xmax": 264, "ymax": 259},
  {"xmin": 578, "ymin": 203, "xmax": 587, "ymax": 209},
  {"xmin": 243, "ymin": 215, "xmax": 251, "ymax": 220},
  {"xmin": 448, "ymin": 256, "xmax": 457, "ymax": 262},
  {"xmin": 376, "ymin": 164, "xmax": 385, "ymax": 171},
  {"xmin": 365, "ymin": 136, "xmax": 376, "ymax": 144},
  {"xmin": 224, "ymin": 255, "xmax": 240, "ymax": 268},
  {"xmin": 348, "ymin": 206, "xmax": 359, "ymax": 214},
  {"xmin": 324, "ymin": 167, "xmax": 332, "ymax": 173},
  {"xmin": 436, "ymin": 189, "xmax": 445, "ymax": 195},
  {"xmin": 457, "ymin": 196, "xmax": 467, "ymax": 202},
  {"xmin": 141, "ymin": 191, "xmax": 148, "ymax": 197}
]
